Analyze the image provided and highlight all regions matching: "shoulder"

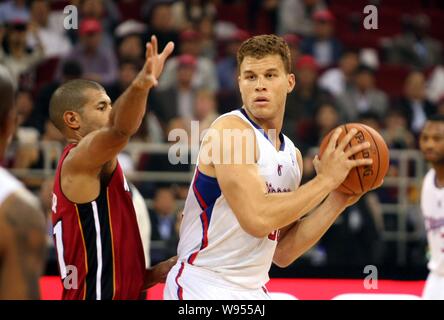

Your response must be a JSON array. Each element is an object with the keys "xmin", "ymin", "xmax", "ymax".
[
  {"xmin": 0, "ymin": 168, "xmax": 24, "ymax": 204},
  {"xmin": 423, "ymin": 169, "xmax": 435, "ymax": 186},
  {"xmin": 209, "ymin": 113, "xmax": 251, "ymax": 131}
]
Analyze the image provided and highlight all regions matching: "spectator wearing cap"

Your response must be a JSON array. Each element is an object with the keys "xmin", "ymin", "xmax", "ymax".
[
  {"xmin": 150, "ymin": 54, "xmax": 199, "ymax": 129},
  {"xmin": 26, "ymin": 0, "xmax": 72, "ymax": 59},
  {"xmin": 158, "ymin": 28, "xmax": 218, "ymax": 92},
  {"xmin": 217, "ymin": 29, "xmax": 249, "ymax": 92},
  {"xmin": 283, "ymin": 55, "xmax": 332, "ymax": 143},
  {"xmin": 60, "ymin": 18, "xmax": 118, "ymax": 86},
  {"xmin": 336, "ymin": 64, "xmax": 388, "ymax": 122},
  {"xmin": 0, "ymin": 0, "xmax": 29, "ymax": 25},
  {"xmin": 115, "ymin": 20, "xmax": 146, "ymax": 61},
  {"xmin": 0, "ymin": 19, "xmax": 44, "ymax": 87},
  {"xmin": 277, "ymin": 0, "xmax": 326, "ymax": 36},
  {"xmin": 300, "ymin": 9, "xmax": 343, "ymax": 67},
  {"xmin": 318, "ymin": 48, "xmax": 360, "ymax": 97}
]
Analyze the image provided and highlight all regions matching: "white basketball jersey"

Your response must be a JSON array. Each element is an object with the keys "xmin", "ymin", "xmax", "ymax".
[
  {"xmin": 0, "ymin": 167, "xmax": 24, "ymax": 207},
  {"xmin": 421, "ymin": 168, "xmax": 444, "ymax": 276},
  {"xmin": 177, "ymin": 108, "xmax": 302, "ymax": 289}
]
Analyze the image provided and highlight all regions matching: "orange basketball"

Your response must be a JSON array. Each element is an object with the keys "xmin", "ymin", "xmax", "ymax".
[{"xmin": 318, "ymin": 123, "xmax": 390, "ymax": 195}]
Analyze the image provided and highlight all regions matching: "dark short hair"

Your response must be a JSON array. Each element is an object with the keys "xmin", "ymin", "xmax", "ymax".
[
  {"xmin": 49, "ymin": 79, "xmax": 104, "ymax": 132},
  {"xmin": 61, "ymin": 60, "xmax": 83, "ymax": 78},
  {"xmin": 428, "ymin": 114, "xmax": 444, "ymax": 123},
  {"xmin": 237, "ymin": 34, "xmax": 292, "ymax": 74}
]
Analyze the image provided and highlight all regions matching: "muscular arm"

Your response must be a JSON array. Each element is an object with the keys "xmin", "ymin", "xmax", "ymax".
[
  {"xmin": 0, "ymin": 191, "xmax": 47, "ymax": 299},
  {"xmin": 200, "ymin": 116, "xmax": 371, "ymax": 238},
  {"xmin": 272, "ymin": 191, "xmax": 349, "ymax": 267},
  {"xmin": 66, "ymin": 37, "xmax": 174, "ymax": 172}
]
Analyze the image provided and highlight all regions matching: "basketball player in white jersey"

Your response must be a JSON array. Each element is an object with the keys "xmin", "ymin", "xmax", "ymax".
[
  {"xmin": 164, "ymin": 35, "xmax": 375, "ymax": 300},
  {"xmin": 419, "ymin": 115, "xmax": 444, "ymax": 299},
  {"xmin": 0, "ymin": 65, "xmax": 47, "ymax": 299}
]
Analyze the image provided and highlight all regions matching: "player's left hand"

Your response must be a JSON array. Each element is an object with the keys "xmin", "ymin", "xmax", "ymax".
[
  {"xmin": 144, "ymin": 256, "xmax": 178, "ymax": 289},
  {"xmin": 330, "ymin": 179, "xmax": 384, "ymax": 208}
]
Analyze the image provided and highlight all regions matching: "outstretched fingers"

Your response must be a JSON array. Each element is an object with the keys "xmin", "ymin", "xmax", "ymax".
[
  {"xmin": 337, "ymin": 127, "xmax": 358, "ymax": 152},
  {"xmin": 326, "ymin": 127, "xmax": 343, "ymax": 153},
  {"xmin": 348, "ymin": 157, "xmax": 373, "ymax": 169},
  {"xmin": 344, "ymin": 141, "xmax": 371, "ymax": 158},
  {"xmin": 160, "ymin": 41, "xmax": 175, "ymax": 61}
]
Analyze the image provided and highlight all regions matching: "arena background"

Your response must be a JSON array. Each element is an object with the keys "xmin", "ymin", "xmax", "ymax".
[{"xmin": 1, "ymin": 0, "xmax": 444, "ymax": 299}]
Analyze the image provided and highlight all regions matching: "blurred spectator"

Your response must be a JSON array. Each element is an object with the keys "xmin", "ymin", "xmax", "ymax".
[
  {"xmin": 106, "ymin": 58, "xmax": 142, "ymax": 102},
  {"xmin": 300, "ymin": 9, "xmax": 343, "ymax": 67},
  {"xmin": 149, "ymin": 187, "xmax": 178, "ymax": 264},
  {"xmin": 26, "ymin": 0, "xmax": 72, "ymax": 59},
  {"xmin": 283, "ymin": 55, "xmax": 332, "ymax": 142},
  {"xmin": 396, "ymin": 71, "xmax": 436, "ymax": 135},
  {"xmin": 426, "ymin": 65, "xmax": 444, "ymax": 104},
  {"xmin": 194, "ymin": 89, "xmax": 219, "ymax": 135},
  {"xmin": 358, "ymin": 111, "xmax": 382, "ymax": 132},
  {"xmin": 116, "ymin": 0, "xmax": 144, "ymax": 21},
  {"xmin": 171, "ymin": 0, "xmax": 216, "ymax": 31},
  {"xmin": 216, "ymin": 29, "xmax": 249, "ymax": 92},
  {"xmin": 62, "ymin": 18, "xmax": 118, "ymax": 86},
  {"xmin": 319, "ymin": 49, "xmax": 359, "ymax": 97},
  {"xmin": 277, "ymin": 0, "xmax": 326, "ymax": 36},
  {"xmin": 282, "ymin": 33, "xmax": 301, "ymax": 72},
  {"xmin": 0, "ymin": 20, "xmax": 44, "ymax": 87},
  {"xmin": 115, "ymin": 20, "xmax": 146, "ymax": 61},
  {"xmin": 32, "ymin": 59, "xmax": 83, "ymax": 133},
  {"xmin": 196, "ymin": 15, "xmax": 216, "ymax": 60},
  {"xmin": 320, "ymin": 193, "xmax": 384, "ymax": 266},
  {"xmin": 382, "ymin": 107, "xmax": 416, "ymax": 149},
  {"xmin": 385, "ymin": 14, "xmax": 442, "ymax": 69},
  {"xmin": 79, "ymin": 0, "xmax": 120, "ymax": 47},
  {"xmin": 297, "ymin": 102, "xmax": 341, "ymax": 154},
  {"xmin": 336, "ymin": 64, "xmax": 388, "ymax": 122},
  {"xmin": 437, "ymin": 96, "xmax": 444, "ymax": 115},
  {"xmin": 0, "ymin": 0, "xmax": 29, "ymax": 24},
  {"xmin": 13, "ymin": 119, "xmax": 64, "ymax": 172},
  {"xmin": 150, "ymin": 187, "xmax": 178, "ymax": 241},
  {"xmin": 151, "ymin": 54, "xmax": 198, "ymax": 127},
  {"xmin": 159, "ymin": 29, "xmax": 218, "ymax": 92},
  {"xmin": 142, "ymin": 0, "xmax": 179, "ymax": 53}
]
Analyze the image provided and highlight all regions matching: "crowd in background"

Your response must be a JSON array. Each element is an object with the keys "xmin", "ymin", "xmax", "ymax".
[{"xmin": 1, "ymin": 0, "xmax": 443, "ymax": 275}]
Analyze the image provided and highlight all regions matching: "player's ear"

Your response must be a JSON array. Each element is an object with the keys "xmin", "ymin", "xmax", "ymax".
[
  {"xmin": 287, "ymin": 73, "xmax": 296, "ymax": 94},
  {"xmin": 63, "ymin": 111, "xmax": 81, "ymax": 130}
]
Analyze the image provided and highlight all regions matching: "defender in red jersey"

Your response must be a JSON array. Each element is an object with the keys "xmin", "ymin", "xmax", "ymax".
[{"xmin": 49, "ymin": 36, "xmax": 176, "ymax": 300}]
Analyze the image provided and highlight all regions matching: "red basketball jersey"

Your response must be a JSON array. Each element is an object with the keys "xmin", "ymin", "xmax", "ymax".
[{"xmin": 52, "ymin": 144, "xmax": 145, "ymax": 300}]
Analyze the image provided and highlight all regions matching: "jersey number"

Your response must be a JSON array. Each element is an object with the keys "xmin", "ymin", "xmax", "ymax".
[{"xmin": 54, "ymin": 221, "xmax": 67, "ymax": 279}]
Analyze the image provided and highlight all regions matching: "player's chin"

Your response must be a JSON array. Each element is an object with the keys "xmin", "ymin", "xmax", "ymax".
[{"xmin": 249, "ymin": 103, "xmax": 273, "ymax": 117}]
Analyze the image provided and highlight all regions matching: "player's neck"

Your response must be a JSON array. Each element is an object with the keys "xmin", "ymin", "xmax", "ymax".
[
  {"xmin": 243, "ymin": 108, "xmax": 283, "ymax": 134},
  {"xmin": 434, "ymin": 165, "xmax": 444, "ymax": 187}
]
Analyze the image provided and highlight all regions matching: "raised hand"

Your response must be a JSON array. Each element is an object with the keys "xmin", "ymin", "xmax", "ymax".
[{"xmin": 133, "ymin": 35, "xmax": 175, "ymax": 90}]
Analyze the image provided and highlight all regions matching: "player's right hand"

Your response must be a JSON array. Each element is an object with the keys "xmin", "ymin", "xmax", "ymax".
[
  {"xmin": 133, "ymin": 35, "xmax": 174, "ymax": 90},
  {"xmin": 313, "ymin": 127, "xmax": 373, "ymax": 190}
]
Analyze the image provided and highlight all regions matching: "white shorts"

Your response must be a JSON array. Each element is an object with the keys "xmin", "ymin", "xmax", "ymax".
[
  {"xmin": 422, "ymin": 272, "xmax": 444, "ymax": 300},
  {"xmin": 163, "ymin": 262, "xmax": 271, "ymax": 300}
]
